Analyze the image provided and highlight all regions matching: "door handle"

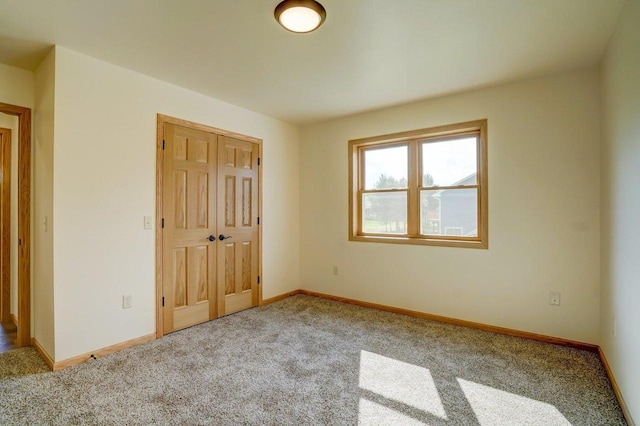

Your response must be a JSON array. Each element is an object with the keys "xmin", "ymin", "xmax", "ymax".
[
  {"xmin": 208, "ymin": 235, "xmax": 216, "ymax": 242},
  {"xmin": 218, "ymin": 234, "xmax": 232, "ymax": 241}
]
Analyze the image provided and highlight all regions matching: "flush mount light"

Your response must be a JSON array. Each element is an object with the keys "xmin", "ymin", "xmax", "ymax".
[{"xmin": 274, "ymin": 0, "xmax": 326, "ymax": 33}]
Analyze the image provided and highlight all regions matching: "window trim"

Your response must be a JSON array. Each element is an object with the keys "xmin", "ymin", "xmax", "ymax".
[{"xmin": 348, "ymin": 119, "xmax": 488, "ymax": 249}]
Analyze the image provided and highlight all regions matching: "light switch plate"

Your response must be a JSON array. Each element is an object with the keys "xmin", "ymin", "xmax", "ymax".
[
  {"xmin": 123, "ymin": 294, "xmax": 132, "ymax": 309},
  {"xmin": 144, "ymin": 216, "xmax": 152, "ymax": 230}
]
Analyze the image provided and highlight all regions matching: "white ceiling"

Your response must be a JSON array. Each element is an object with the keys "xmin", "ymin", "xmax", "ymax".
[{"xmin": 0, "ymin": 0, "xmax": 625, "ymax": 125}]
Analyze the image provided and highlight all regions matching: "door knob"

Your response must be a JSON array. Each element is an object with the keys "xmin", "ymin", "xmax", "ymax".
[
  {"xmin": 218, "ymin": 234, "xmax": 232, "ymax": 241},
  {"xmin": 208, "ymin": 235, "xmax": 216, "ymax": 242}
]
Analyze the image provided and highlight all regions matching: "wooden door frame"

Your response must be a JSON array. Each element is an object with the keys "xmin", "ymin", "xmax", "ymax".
[
  {"xmin": 0, "ymin": 102, "xmax": 31, "ymax": 348},
  {"xmin": 0, "ymin": 127, "xmax": 11, "ymax": 324},
  {"xmin": 155, "ymin": 114, "xmax": 263, "ymax": 338}
]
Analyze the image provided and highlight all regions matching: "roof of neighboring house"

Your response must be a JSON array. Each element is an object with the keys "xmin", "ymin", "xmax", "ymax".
[{"xmin": 440, "ymin": 173, "xmax": 477, "ymax": 192}]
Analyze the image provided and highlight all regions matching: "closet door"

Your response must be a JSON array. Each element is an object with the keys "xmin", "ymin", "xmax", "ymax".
[
  {"xmin": 217, "ymin": 136, "xmax": 259, "ymax": 315},
  {"xmin": 162, "ymin": 123, "xmax": 217, "ymax": 332}
]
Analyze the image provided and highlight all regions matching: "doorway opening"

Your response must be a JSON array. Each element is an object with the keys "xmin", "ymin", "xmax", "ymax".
[
  {"xmin": 0, "ymin": 102, "xmax": 31, "ymax": 349},
  {"xmin": 0, "ymin": 126, "xmax": 16, "ymax": 353}
]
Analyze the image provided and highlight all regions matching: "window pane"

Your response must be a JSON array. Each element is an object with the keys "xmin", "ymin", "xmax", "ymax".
[
  {"xmin": 364, "ymin": 145, "xmax": 408, "ymax": 190},
  {"xmin": 420, "ymin": 188, "xmax": 477, "ymax": 237},
  {"xmin": 422, "ymin": 137, "xmax": 477, "ymax": 187},
  {"xmin": 363, "ymin": 192, "xmax": 407, "ymax": 234}
]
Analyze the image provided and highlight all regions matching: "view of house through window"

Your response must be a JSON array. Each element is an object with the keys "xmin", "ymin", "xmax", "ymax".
[
  {"xmin": 349, "ymin": 120, "xmax": 488, "ymax": 248},
  {"xmin": 421, "ymin": 136, "xmax": 478, "ymax": 237}
]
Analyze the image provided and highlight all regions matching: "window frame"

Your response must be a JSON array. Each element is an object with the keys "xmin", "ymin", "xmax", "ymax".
[{"xmin": 348, "ymin": 119, "xmax": 488, "ymax": 249}]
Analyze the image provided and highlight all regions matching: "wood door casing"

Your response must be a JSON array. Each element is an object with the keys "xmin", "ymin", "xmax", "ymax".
[
  {"xmin": 162, "ymin": 124, "xmax": 218, "ymax": 333},
  {"xmin": 217, "ymin": 136, "xmax": 259, "ymax": 316}
]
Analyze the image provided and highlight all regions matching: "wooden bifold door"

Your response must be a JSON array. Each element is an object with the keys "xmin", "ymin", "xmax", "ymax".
[{"xmin": 161, "ymin": 122, "xmax": 259, "ymax": 334}]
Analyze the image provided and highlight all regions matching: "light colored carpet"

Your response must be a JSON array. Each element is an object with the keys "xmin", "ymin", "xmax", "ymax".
[{"xmin": 0, "ymin": 295, "xmax": 626, "ymax": 425}]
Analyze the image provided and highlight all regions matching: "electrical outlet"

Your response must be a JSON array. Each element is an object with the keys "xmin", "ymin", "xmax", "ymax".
[
  {"xmin": 549, "ymin": 291, "xmax": 561, "ymax": 306},
  {"xmin": 122, "ymin": 294, "xmax": 132, "ymax": 309},
  {"xmin": 333, "ymin": 265, "xmax": 339, "ymax": 276}
]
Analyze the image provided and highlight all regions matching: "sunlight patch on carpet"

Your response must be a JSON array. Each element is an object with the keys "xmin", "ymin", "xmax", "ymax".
[
  {"xmin": 358, "ymin": 398, "xmax": 426, "ymax": 425},
  {"xmin": 359, "ymin": 350, "xmax": 447, "ymax": 421},
  {"xmin": 457, "ymin": 378, "xmax": 571, "ymax": 426}
]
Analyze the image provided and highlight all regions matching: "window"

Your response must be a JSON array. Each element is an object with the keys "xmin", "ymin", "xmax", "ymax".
[{"xmin": 349, "ymin": 120, "xmax": 488, "ymax": 248}]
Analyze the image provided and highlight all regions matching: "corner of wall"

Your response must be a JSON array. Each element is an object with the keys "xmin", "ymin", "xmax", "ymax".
[
  {"xmin": 33, "ymin": 46, "xmax": 56, "ymax": 358},
  {"xmin": 598, "ymin": 0, "xmax": 640, "ymax": 423}
]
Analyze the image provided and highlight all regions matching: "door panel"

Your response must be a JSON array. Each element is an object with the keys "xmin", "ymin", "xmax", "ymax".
[
  {"xmin": 217, "ymin": 136, "xmax": 259, "ymax": 316},
  {"xmin": 163, "ymin": 124, "xmax": 217, "ymax": 333},
  {"xmin": 224, "ymin": 176, "xmax": 236, "ymax": 227},
  {"xmin": 241, "ymin": 242, "xmax": 252, "ymax": 291},
  {"xmin": 224, "ymin": 242, "xmax": 235, "ymax": 295},
  {"xmin": 0, "ymin": 128, "xmax": 10, "ymax": 324}
]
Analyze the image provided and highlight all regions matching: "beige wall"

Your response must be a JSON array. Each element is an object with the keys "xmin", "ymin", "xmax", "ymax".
[
  {"xmin": 33, "ymin": 48, "xmax": 56, "ymax": 357},
  {"xmin": 51, "ymin": 46, "xmax": 300, "ymax": 361},
  {"xmin": 600, "ymin": 0, "xmax": 640, "ymax": 420},
  {"xmin": 0, "ymin": 62, "xmax": 34, "ymax": 330},
  {"xmin": 300, "ymin": 68, "xmax": 601, "ymax": 343},
  {"xmin": 0, "ymin": 62, "xmax": 33, "ymax": 108}
]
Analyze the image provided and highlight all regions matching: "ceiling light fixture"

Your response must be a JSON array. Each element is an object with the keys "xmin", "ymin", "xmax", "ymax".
[{"xmin": 274, "ymin": 0, "xmax": 326, "ymax": 33}]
